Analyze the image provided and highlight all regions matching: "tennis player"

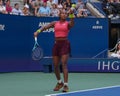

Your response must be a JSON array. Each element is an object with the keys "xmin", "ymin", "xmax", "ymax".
[{"xmin": 34, "ymin": 9, "xmax": 75, "ymax": 92}]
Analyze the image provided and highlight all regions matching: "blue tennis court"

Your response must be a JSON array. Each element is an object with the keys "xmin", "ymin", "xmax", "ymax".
[{"xmin": 46, "ymin": 85, "xmax": 120, "ymax": 96}]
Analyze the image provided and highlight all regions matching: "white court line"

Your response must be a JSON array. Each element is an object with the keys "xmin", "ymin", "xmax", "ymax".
[{"xmin": 45, "ymin": 85, "xmax": 120, "ymax": 96}]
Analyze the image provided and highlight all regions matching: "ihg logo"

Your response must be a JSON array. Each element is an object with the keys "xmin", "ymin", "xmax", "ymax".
[{"xmin": 98, "ymin": 61, "xmax": 120, "ymax": 71}]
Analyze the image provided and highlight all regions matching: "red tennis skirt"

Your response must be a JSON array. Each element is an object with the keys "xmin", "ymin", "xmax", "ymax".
[{"xmin": 52, "ymin": 40, "xmax": 71, "ymax": 56}]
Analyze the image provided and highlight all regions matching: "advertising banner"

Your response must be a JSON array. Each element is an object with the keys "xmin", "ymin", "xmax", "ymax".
[{"xmin": 0, "ymin": 14, "xmax": 116, "ymax": 72}]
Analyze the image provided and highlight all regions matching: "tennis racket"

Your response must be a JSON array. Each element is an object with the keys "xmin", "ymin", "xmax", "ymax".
[{"xmin": 32, "ymin": 37, "xmax": 43, "ymax": 60}]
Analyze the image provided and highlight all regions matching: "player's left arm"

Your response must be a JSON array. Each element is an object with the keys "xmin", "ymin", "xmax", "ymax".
[
  {"xmin": 68, "ymin": 18, "xmax": 74, "ymax": 29},
  {"xmin": 68, "ymin": 9, "xmax": 75, "ymax": 29}
]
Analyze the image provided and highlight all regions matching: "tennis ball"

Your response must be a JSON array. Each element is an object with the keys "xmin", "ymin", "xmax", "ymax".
[{"xmin": 69, "ymin": 14, "xmax": 75, "ymax": 18}]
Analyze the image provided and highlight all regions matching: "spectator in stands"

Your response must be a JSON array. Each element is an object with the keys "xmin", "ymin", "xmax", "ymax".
[
  {"xmin": 110, "ymin": 42, "xmax": 120, "ymax": 58},
  {"xmin": 5, "ymin": 0, "xmax": 12, "ymax": 14},
  {"xmin": 57, "ymin": 0, "xmax": 63, "ymax": 9},
  {"xmin": 76, "ymin": 0, "xmax": 86, "ymax": 16},
  {"xmin": 52, "ymin": 0, "xmax": 58, "ymax": 4},
  {"xmin": 12, "ymin": 3, "xmax": 23, "ymax": 15},
  {"xmin": 77, "ymin": 8, "xmax": 88, "ymax": 17},
  {"xmin": 28, "ymin": 0, "xmax": 36, "ymax": 15},
  {"xmin": 51, "ymin": 2, "xmax": 59, "ymax": 17},
  {"xmin": 62, "ymin": 1, "xmax": 68, "ymax": 11},
  {"xmin": 110, "ymin": 0, "xmax": 120, "ymax": 19},
  {"xmin": 58, "ymin": 0, "xmax": 65, "ymax": 4},
  {"xmin": 65, "ymin": 0, "xmax": 72, "ymax": 8},
  {"xmin": 102, "ymin": 0, "xmax": 113, "ymax": 17},
  {"xmin": 0, "ymin": 0, "xmax": 7, "ymax": 14},
  {"xmin": 29, "ymin": 0, "xmax": 36, "ymax": 4},
  {"xmin": 34, "ymin": 0, "xmax": 44, "ymax": 16},
  {"xmin": 76, "ymin": 0, "xmax": 85, "ymax": 10},
  {"xmin": 2, "ymin": 0, "xmax": 5, "ymax": 5},
  {"xmin": 71, "ymin": 0, "xmax": 78, "ymax": 3},
  {"xmin": 23, "ymin": 0, "xmax": 29, "ymax": 5},
  {"xmin": 47, "ymin": 0, "xmax": 53, "ymax": 9},
  {"xmin": 34, "ymin": 0, "xmax": 43, "ymax": 7},
  {"xmin": 44, "ymin": 0, "xmax": 49, "ymax": 2},
  {"xmin": 115, "ymin": 42, "xmax": 120, "ymax": 57},
  {"xmin": 37, "ymin": 2, "xmax": 51, "ymax": 17},
  {"xmin": 102, "ymin": 0, "xmax": 108, "ymax": 15},
  {"xmin": 22, "ymin": 4, "xmax": 30, "ymax": 16},
  {"xmin": 102, "ymin": 0, "xmax": 120, "ymax": 19}
]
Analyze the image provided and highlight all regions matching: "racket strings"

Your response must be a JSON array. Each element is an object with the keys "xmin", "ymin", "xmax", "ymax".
[
  {"xmin": 32, "ymin": 47, "xmax": 43, "ymax": 60},
  {"xmin": 34, "ymin": 47, "xmax": 41, "ymax": 56}
]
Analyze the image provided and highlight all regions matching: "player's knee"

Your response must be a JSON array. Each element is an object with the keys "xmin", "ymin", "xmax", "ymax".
[
  {"xmin": 54, "ymin": 64, "xmax": 59, "ymax": 69},
  {"xmin": 62, "ymin": 63, "xmax": 68, "ymax": 69}
]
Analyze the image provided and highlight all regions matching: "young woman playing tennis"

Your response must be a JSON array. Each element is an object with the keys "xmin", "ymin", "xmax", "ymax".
[{"xmin": 34, "ymin": 9, "xmax": 75, "ymax": 92}]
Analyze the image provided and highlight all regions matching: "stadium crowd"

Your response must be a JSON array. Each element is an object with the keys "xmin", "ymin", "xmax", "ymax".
[
  {"xmin": 0, "ymin": 0, "xmax": 89, "ymax": 17},
  {"xmin": 102, "ymin": 0, "xmax": 120, "ymax": 19},
  {"xmin": 0, "ymin": 0, "xmax": 120, "ymax": 19}
]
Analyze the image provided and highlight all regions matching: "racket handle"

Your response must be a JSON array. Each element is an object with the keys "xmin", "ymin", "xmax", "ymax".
[{"xmin": 35, "ymin": 37, "xmax": 37, "ymax": 42}]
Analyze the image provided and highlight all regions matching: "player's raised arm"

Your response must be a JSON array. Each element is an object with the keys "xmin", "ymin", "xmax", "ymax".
[
  {"xmin": 34, "ymin": 21, "xmax": 56, "ymax": 37},
  {"xmin": 68, "ymin": 9, "xmax": 75, "ymax": 29}
]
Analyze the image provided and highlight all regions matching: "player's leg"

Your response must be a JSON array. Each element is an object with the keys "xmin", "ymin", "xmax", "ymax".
[
  {"xmin": 53, "ymin": 56, "xmax": 61, "ymax": 81},
  {"xmin": 52, "ymin": 41, "xmax": 64, "ymax": 91},
  {"xmin": 61, "ymin": 54, "xmax": 69, "ymax": 92},
  {"xmin": 53, "ymin": 56, "xmax": 64, "ymax": 91},
  {"xmin": 61, "ymin": 40, "xmax": 70, "ymax": 92}
]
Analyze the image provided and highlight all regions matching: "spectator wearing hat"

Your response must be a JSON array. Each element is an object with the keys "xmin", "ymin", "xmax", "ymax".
[{"xmin": 22, "ymin": 4, "xmax": 30, "ymax": 16}]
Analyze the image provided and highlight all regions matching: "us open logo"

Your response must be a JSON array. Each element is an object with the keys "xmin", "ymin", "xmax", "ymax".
[
  {"xmin": 38, "ymin": 22, "xmax": 54, "ymax": 33},
  {"xmin": 92, "ymin": 20, "xmax": 103, "ymax": 30},
  {"xmin": 0, "ymin": 24, "xmax": 5, "ymax": 31}
]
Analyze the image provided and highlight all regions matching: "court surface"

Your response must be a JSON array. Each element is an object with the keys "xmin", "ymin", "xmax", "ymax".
[{"xmin": 0, "ymin": 72, "xmax": 120, "ymax": 96}]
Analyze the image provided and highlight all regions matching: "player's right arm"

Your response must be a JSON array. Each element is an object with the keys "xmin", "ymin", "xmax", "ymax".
[{"xmin": 34, "ymin": 21, "xmax": 56, "ymax": 37}]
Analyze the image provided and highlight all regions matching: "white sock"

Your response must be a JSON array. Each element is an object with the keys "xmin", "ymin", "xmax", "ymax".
[
  {"xmin": 64, "ymin": 83, "xmax": 68, "ymax": 86},
  {"xmin": 58, "ymin": 80, "xmax": 62, "ymax": 83}
]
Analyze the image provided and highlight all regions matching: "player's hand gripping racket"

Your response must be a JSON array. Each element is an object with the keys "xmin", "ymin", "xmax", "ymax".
[{"xmin": 32, "ymin": 37, "xmax": 43, "ymax": 60}]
